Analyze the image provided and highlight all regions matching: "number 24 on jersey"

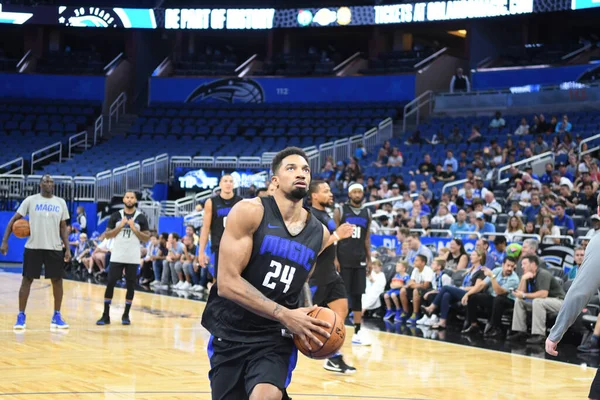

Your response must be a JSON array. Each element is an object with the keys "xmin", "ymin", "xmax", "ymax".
[{"xmin": 262, "ymin": 260, "xmax": 296, "ymax": 294}]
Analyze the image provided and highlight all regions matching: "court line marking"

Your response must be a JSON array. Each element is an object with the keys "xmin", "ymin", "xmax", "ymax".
[
  {"xmin": 0, "ymin": 391, "xmax": 426, "ymax": 399},
  {"xmin": 0, "ymin": 273, "xmax": 594, "ymax": 371}
]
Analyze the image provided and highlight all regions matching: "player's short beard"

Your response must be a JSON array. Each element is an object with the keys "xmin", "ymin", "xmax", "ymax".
[{"xmin": 287, "ymin": 187, "xmax": 307, "ymax": 201}]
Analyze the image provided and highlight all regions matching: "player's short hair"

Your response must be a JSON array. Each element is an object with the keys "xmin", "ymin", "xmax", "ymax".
[
  {"xmin": 124, "ymin": 191, "xmax": 138, "ymax": 199},
  {"xmin": 271, "ymin": 147, "xmax": 309, "ymax": 175},
  {"xmin": 40, "ymin": 174, "xmax": 52, "ymax": 183},
  {"xmin": 220, "ymin": 174, "xmax": 233, "ymax": 182},
  {"xmin": 308, "ymin": 180, "xmax": 327, "ymax": 198}
]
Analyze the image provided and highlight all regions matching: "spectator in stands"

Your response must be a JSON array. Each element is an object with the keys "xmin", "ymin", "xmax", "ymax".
[
  {"xmin": 76, "ymin": 206, "xmax": 87, "ymax": 234},
  {"xmin": 523, "ymin": 194, "xmax": 542, "ymax": 222},
  {"xmin": 449, "ymin": 67, "xmax": 470, "ymax": 93},
  {"xmin": 149, "ymin": 233, "xmax": 168, "ymax": 287},
  {"xmin": 566, "ymin": 247, "xmax": 585, "ymax": 280},
  {"xmin": 579, "ymin": 183, "xmax": 598, "ymax": 210},
  {"xmin": 383, "ymin": 261, "xmax": 410, "ymax": 321},
  {"xmin": 444, "ymin": 238, "xmax": 469, "ymax": 270},
  {"xmin": 424, "ymin": 249, "xmax": 487, "ymax": 329},
  {"xmin": 88, "ymin": 235, "xmax": 112, "ymax": 276},
  {"xmin": 431, "ymin": 203, "xmax": 455, "ymax": 228},
  {"xmin": 558, "ymin": 162, "xmax": 575, "ymax": 182},
  {"xmin": 420, "ymin": 182, "xmax": 434, "ymax": 203},
  {"xmin": 417, "ymin": 154, "xmax": 436, "ymax": 175},
  {"xmin": 387, "ymin": 148, "xmax": 403, "ymax": 167},
  {"xmin": 443, "ymin": 150, "xmax": 458, "ymax": 172},
  {"xmin": 555, "ymin": 114, "xmax": 572, "ymax": 133},
  {"xmin": 514, "ymin": 117, "xmax": 529, "ymax": 136},
  {"xmin": 73, "ymin": 232, "xmax": 94, "ymax": 274},
  {"xmin": 362, "ymin": 260, "xmax": 387, "ymax": 315},
  {"xmin": 473, "ymin": 177, "xmax": 490, "ymax": 199},
  {"xmin": 505, "ymin": 216, "xmax": 524, "ymax": 242},
  {"xmin": 406, "ymin": 233, "xmax": 433, "ymax": 265},
  {"xmin": 159, "ymin": 233, "xmax": 184, "ymax": 289},
  {"xmin": 586, "ymin": 215, "xmax": 600, "ymax": 238},
  {"xmin": 448, "ymin": 127, "xmax": 462, "ymax": 144},
  {"xmin": 489, "ymin": 111, "xmax": 506, "ymax": 130},
  {"xmin": 419, "ymin": 215, "xmax": 431, "ymax": 235},
  {"xmin": 378, "ymin": 181, "xmax": 392, "ymax": 199},
  {"xmin": 475, "ymin": 238, "xmax": 497, "ymax": 269},
  {"xmin": 467, "ymin": 126, "xmax": 483, "ymax": 143},
  {"xmin": 396, "ymin": 192, "xmax": 413, "ymax": 212},
  {"xmin": 483, "ymin": 192, "xmax": 502, "ymax": 219},
  {"xmin": 68, "ymin": 223, "xmax": 81, "ymax": 254},
  {"xmin": 354, "ymin": 144, "xmax": 367, "ymax": 160},
  {"xmin": 461, "ymin": 256, "xmax": 519, "ymax": 334},
  {"xmin": 399, "ymin": 254, "xmax": 433, "ymax": 324},
  {"xmin": 553, "ymin": 202, "xmax": 575, "ymax": 236},
  {"xmin": 433, "ymin": 164, "xmax": 456, "ymax": 184},
  {"xmin": 373, "ymin": 148, "xmax": 389, "ymax": 167},
  {"xmin": 449, "ymin": 210, "xmax": 473, "ymax": 239},
  {"xmin": 533, "ymin": 135, "xmax": 549, "ymax": 155},
  {"xmin": 556, "ymin": 134, "xmax": 575, "ymax": 155},
  {"xmin": 507, "ymin": 255, "xmax": 565, "ymax": 344},
  {"xmin": 173, "ymin": 235, "xmax": 196, "ymax": 291},
  {"xmin": 540, "ymin": 215, "xmax": 561, "ymax": 244},
  {"xmin": 471, "ymin": 212, "xmax": 496, "ymax": 238},
  {"xmin": 578, "ymin": 317, "xmax": 600, "ymax": 354},
  {"xmin": 508, "ymin": 201, "xmax": 524, "ymax": 218},
  {"xmin": 185, "ymin": 225, "xmax": 199, "ymax": 246},
  {"xmin": 417, "ymin": 258, "xmax": 452, "ymax": 326},
  {"xmin": 140, "ymin": 233, "xmax": 158, "ymax": 285},
  {"xmin": 491, "ymin": 236, "xmax": 507, "ymax": 266}
]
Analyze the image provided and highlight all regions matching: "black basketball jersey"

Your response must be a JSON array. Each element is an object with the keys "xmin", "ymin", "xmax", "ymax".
[
  {"xmin": 210, "ymin": 194, "xmax": 243, "ymax": 251},
  {"xmin": 201, "ymin": 196, "xmax": 324, "ymax": 343},
  {"xmin": 308, "ymin": 207, "xmax": 338, "ymax": 286},
  {"xmin": 337, "ymin": 203, "xmax": 370, "ymax": 268}
]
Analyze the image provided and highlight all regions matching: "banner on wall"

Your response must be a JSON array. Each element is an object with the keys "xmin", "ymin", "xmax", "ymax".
[
  {"xmin": 370, "ymin": 235, "xmax": 478, "ymax": 253},
  {"xmin": 0, "ymin": 73, "xmax": 106, "ymax": 100},
  {"xmin": 0, "ymin": 1, "xmax": 572, "ymax": 29},
  {"xmin": 150, "ymin": 76, "xmax": 415, "ymax": 103}
]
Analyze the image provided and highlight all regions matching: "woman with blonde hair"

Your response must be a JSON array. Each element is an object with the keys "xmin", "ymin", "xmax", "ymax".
[{"xmin": 505, "ymin": 216, "xmax": 524, "ymax": 242}]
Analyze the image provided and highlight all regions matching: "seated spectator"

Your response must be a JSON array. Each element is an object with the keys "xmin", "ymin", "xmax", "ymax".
[
  {"xmin": 158, "ymin": 233, "xmax": 184, "ymax": 289},
  {"xmin": 470, "ymin": 212, "xmax": 496, "ymax": 238},
  {"xmin": 73, "ymin": 232, "xmax": 94, "ymax": 273},
  {"xmin": 354, "ymin": 144, "xmax": 367, "ymax": 160},
  {"xmin": 185, "ymin": 225, "xmax": 199, "ymax": 246},
  {"xmin": 553, "ymin": 202, "xmax": 575, "ymax": 236},
  {"xmin": 449, "ymin": 210, "xmax": 473, "ymax": 239},
  {"xmin": 540, "ymin": 215, "xmax": 560, "ymax": 244},
  {"xmin": 417, "ymin": 154, "xmax": 436, "ymax": 175},
  {"xmin": 467, "ymin": 126, "xmax": 483, "ymax": 143},
  {"xmin": 556, "ymin": 134, "xmax": 575, "ymax": 155},
  {"xmin": 394, "ymin": 191, "xmax": 413, "ymax": 212},
  {"xmin": 555, "ymin": 114, "xmax": 572, "ymax": 133},
  {"xmin": 491, "ymin": 236, "xmax": 507, "ymax": 266},
  {"xmin": 424, "ymin": 249, "xmax": 487, "ymax": 329},
  {"xmin": 448, "ymin": 127, "xmax": 462, "ymax": 143},
  {"xmin": 472, "ymin": 176, "xmax": 490, "ymax": 199},
  {"xmin": 406, "ymin": 233, "xmax": 433, "ymax": 264},
  {"xmin": 483, "ymin": 192, "xmax": 502, "ymax": 218},
  {"xmin": 88, "ymin": 235, "xmax": 113, "ymax": 275},
  {"xmin": 398, "ymin": 255, "xmax": 433, "ymax": 324},
  {"xmin": 378, "ymin": 181, "xmax": 392, "ymax": 199},
  {"xmin": 150, "ymin": 233, "xmax": 168, "ymax": 287},
  {"xmin": 475, "ymin": 238, "xmax": 497, "ymax": 269},
  {"xmin": 505, "ymin": 216, "xmax": 524, "ymax": 242},
  {"xmin": 566, "ymin": 247, "xmax": 585, "ymax": 280},
  {"xmin": 578, "ymin": 183, "xmax": 598, "ymax": 211},
  {"xmin": 173, "ymin": 235, "xmax": 197, "ymax": 291},
  {"xmin": 586, "ymin": 215, "xmax": 600, "ymax": 238},
  {"xmin": 443, "ymin": 150, "xmax": 458, "ymax": 172},
  {"xmin": 432, "ymin": 164, "xmax": 456, "ymax": 184},
  {"xmin": 533, "ymin": 135, "xmax": 549, "ymax": 155},
  {"xmin": 362, "ymin": 260, "xmax": 387, "ymax": 315},
  {"xmin": 507, "ymin": 201, "xmax": 523, "ymax": 218},
  {"xmin": 387, "ymin": 147, "xmax": 403, "ymax": 167},
  {"xmin": 489, "ymin": 111, "xmax": 506, "ymax": 129},
  {"xmin": 460, "ymin": 256, "xmax": 519, "ymax": 335},
  {"xmin": 444, "ymin": 238, "xmax": 469, "ymax": 270},
  {"xmin": 419, "ymin": 215, "xmax": 431, "ymax": 235},
  {"xmin": 372, "ymin": 148, "xmax": 389, "ymax": 167},
  {"xmin": 514, "ymin": 117, "xmax": 529, "ymax": 136},
  {"xmin": 140, "ymin": 233, "xmax": 158, "ymax": 285},
  {"xmin": 420, "ymin": 182, "xmax": 434, "ymax": 204},
  {"xmin": 417, "ymin": 258, "xmax": 453, "ymax": 326},
  {"xmin": 383, "ymin": 261, "xmax": 410, "ymax": 321},
  {"xmin": 431, "ymin": 203, "xmax": 456, "ymax": 228},
  {"xmin": 507, "ymin": 255, "xmax": 565, "ymax": 344},
  {"xmin": 428, "ymin": 130, "xmax": 447, "ymax": 145}
]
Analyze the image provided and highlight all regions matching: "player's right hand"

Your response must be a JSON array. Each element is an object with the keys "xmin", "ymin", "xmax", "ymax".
[
  {"xmin": 0, "ymin": 241, "xmax": 7, "ymax": 256},
  {"xmin": 281, "ymin": 305, "xmax": 332, "ymax": 351},
  {"xmin": 198, "ymin": 254, "xmax": 210, "ymax": 268},
  {"xmin": 336, "ymin": 223, "xmax": 354, "ymax": 240},
  {"xmin": 120, "ymin": 217, "xmax": 128, "ymax": 227}
]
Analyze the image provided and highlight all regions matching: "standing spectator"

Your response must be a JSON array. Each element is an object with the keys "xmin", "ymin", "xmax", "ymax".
[
  {"xmin": 76, "ymin": 206, "xmax": 87, "ymax": 234},
  {"xmin": 460, "ymin": 256, "xmax": 519, "ymax": 334},
  {"xmin": 449, "ymin": 67, "xmax": 470, "ymax": 93},
  {"xmin": 424, "ymin": 250, "xmax": 487, "ymax": 329},
  {"xmin": 508, "ymin": 255, "xmax": 565, "ymax": 344},
  {"xmin": 489, "ymin": 111, "xmax": 506, "ymax": 130}
]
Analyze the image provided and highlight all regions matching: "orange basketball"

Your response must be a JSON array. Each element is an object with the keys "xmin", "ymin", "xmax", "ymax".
[
  {"xmin": 12, "ymin": 219, "xmax": 30, "ymax": 239},
  {"xmin": 293, "ymin": 307, "xmax": 346, "ymax": 359}
]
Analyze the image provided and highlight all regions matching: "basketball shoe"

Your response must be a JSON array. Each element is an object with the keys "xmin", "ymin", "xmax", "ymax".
[
  {"xmin": 323, "ymin": 354, "xmax": 357, "ymax": 374},
  {"xmin": 14, "ymin": 312, "xmax": 26, "ymax": 330},
  {"xmin": 50, "ymin": 311, "xmax": 69, "ymax": 329}
]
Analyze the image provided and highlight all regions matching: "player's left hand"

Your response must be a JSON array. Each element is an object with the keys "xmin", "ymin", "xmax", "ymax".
[
  {"xmin": 545, "ymin": 337, "xmax": 558, "ymax": 356},
  {"xmin": 64, "ymin": 249, "xmax": 71, "ymax": 263},
  {"xmin": 127, "ymin": 219, "xmax": 136, "ymax": 229}
]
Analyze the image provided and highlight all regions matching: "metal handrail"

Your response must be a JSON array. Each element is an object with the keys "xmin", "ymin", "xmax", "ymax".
[
  {"xmin": 68, "ymin": 131, "xmax": 88, "ymax": 159},
  {"xmin": 414, "ymin": 47, "xmax": 447, "ymax": 69},
  {"xmin": 455, "ymin": 231, "xmax": 481, "ymax": 238},
  {"xmin": 108, "ymin": 92, "xmax": 127, "ymax": 132},
  {"xmin": 104, "ymin": 52, "xmax": 123, "ymax": 72},
  {"xmin": 31, "ymin": 142, "xmax": 62, "ymax": 174},
  {"xmin": 579, "ymin": 133, "xmax": 600, "ymax": 163},
  {"xmin": 497, "ymin": 151, "xmax": 554, "ymax": 184},
  {"xmin": 544, "ymin": 235, "xmax": 574, "ymax": 245},
  {"xmin": 94, "ymin": 115, "xmax": 103, "ymax": 145},
  {"xmin": 17, "ymin": 49, "xmax": 31, "ymax": 70},
  {"xmin": 334, "ymin": 51, "xmax": 361, "ymax": 73},
  {"xmin": 0, "ymin": 157, "xmax": 24, "ymax": 175},
  {"xmin": 402, "ymin": 90, "xmax": 433, "ymax": 133},
  {"xmin": 235, "ymin": 53, "xmax": 257, "ymax": 73}
]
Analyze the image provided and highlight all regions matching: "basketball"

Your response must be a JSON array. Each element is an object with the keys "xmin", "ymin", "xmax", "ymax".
[
  {"xmin": 12, "ymin": 219, "xmax": 30, "ymax": 239},
  {"xmin": 293, "ymin": 307, "xmax": 346, "ymax": 359}
]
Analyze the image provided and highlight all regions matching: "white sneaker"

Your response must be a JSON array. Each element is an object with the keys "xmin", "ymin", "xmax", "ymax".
[
  {"xmin": 416, "ymin": 315, "xmax": 430, "ymax": 325},
  {"xmin": 192, "ymin": 284, "xmax": 205, "ymax": 292},
  {"xmin": 149, "ymin": 280, "xmax": 159, "ymax": 287},
  {"xmin": 425, "ymin": 315, "xmax": 439, "ymax": 326},
  {"xmin": 157, "ymin": 284, "xmax": 170, "ymax": 290},
  {"xmin": 351, "ymin": 330, "xmax": 372, "ymax": 346},
  {"xmin": 180, "ymin": 281, "xmax": 191, "ymax": 290},
  {"xmin": 174, "ymin": 281, "xmax": 184, "ymax": 289}
]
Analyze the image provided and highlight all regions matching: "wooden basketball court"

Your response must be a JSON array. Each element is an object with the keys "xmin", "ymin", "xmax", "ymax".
[{"xmin": 0, "ymin": 272, "xmax": 593, "ymax": 400}]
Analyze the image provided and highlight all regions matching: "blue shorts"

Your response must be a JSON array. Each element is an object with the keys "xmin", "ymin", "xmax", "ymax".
[{"xmin": 386, "ymin": 288, "xmax": 400, "ymax": 296}]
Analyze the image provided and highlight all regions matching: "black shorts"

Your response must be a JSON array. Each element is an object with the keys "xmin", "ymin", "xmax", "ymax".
[
  {"xmin": 340, "ymin": 267, "xmax": 366, "ymax": 296},
  {"xmin": 207, "ymin": 335, "xmax": 297, "ymax": 400},
  {"xmin": 405, "ymin": 287, "xmax": 427, "ymax": 301},
  {"xmin": 107, "ymin": 262, "xmax": 138, "ymax": 282},
  {"xmin": 590, "ymin": 368, "xmax": 600, "ymax": 399},
  {"xmin": 311, "ymin": 275, "xmax": 348, "ymax": 307},
  {"xmin": 23, "ymin": 248, "xmax": 64, "ymax": 279}
]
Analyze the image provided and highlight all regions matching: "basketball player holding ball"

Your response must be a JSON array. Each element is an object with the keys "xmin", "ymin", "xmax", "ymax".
[
  {"xmin": 335, "ymin": 183, "xmax": 372, "ymax": 346},
  {"xmin": 0, "ymin": 175, "xmax": 71, "ymax": 330},
  {"xmin": 307, "ymin": 180, "xmax": 356, "ymax": 374},
  {"xmin": 198, "ymin": 174, "xmax": 243, "ymax": 281},
  {"xmin": 201, "ymin": 147, "xmax": 332, "ymax": 400}
]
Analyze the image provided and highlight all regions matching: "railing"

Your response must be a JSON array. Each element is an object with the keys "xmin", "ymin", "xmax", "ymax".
[
  {"xmin": 455, "ymin": 231, "xmax": 481, "ymax": 239},
  {"xmin": 0, "ymin": 157, "xmax": 24, "ymax": 175},
  {"xmin": 104, "ymin": 52, "xmax": 123, "ymax": 74},
  {"xmin": 126, "ymin": 161, "xmax": 141, "ymax": 193},
  {"xmin": 94, "ymin": 115, "xmax": 103, "ymax": 145},
  {"xmin": 414, "ymin": 47, "xmax": 447, "ymax": 70},
  {"xmin": 333, "ymin": 138, "xmax": 349, "ymax": 164},
  {"xmin": 111, "ymin": 165, "xmax": 127, "ymax": 197},
  {"xmin": 215, "ymin": 156, "xmax": 238, "ymax": 169},
  {"xmin": 73, "ymin": 177, "xmax": 96, "ymax": 201},
  {"xmin": 402, "ymin": 90, "xmax": 434, "ymax": 133},
  {"xmin": 333, "ymin": 51, "xmax": 361, "ymax": 76},
  {"xmin": 363, "ymin": 127, "xmax": 378, "ymax": 153},
  {"xmin": 17, "ymin": 49, "xmax": 32, "ymax": 73},
  {"xmin": 305, "ymin": 148, "xmax": 320, "ymax": 175},
  {"xmin": 0, "ymin": 174, "xmax": 25, "ymax": 199},
  {"xmin": 496, "ymin": 151, "xmax": 554, "ymax": 184},
  {"xmin": 544, "ymin": 235, "xmax": 574, "ymax": 245},
  {"xmin": 24, "ymin": 175, "xmax": 73, "ymax": 200},
  {"xmin": 31, "ymin": 142, "xmax": 62, "ymax": 174},
  {"xmin": 238, "ymin": 157, "xmax": 262, "ymax": 168},
  {"xmin": 138, "ymin": 201, "xmax": 161, "ymax": 230},
  {"xmin": 108, "ymin": 92, "xmax": 127, "ymax": 132},
  {"xmin": 561, "ymin": 43, "xmax": 592, "ymax": 61},
  {"xmin": 378, "ymin": 118, "xmax": 393, "ymax": 142},
  {"xmin": 441, "ymin": 178, "xmax": 468, "ymax": 194},
  {"xmin": 96, "ymin": 170, "xmax": 112, "ymax": 202},
  {"xmin": 68, "ymin": 131, "xmax": 88, "ymax": 159},
  {"xmin": 579, "ymin": 133, "xmax": 600, "ymax": 163},
  {"xmin": 174, "ymin": 196, "xmax": 195, "ymax": 216},
  {"xmin": 236, "ymin": 53, "xmax": 257, "ymax": 78}
]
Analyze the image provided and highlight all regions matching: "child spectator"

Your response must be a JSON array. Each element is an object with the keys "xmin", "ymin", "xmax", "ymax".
[
  {"xmin": 418, "ymin": 258, "xmax": 452, "ymax": 326},
  {"xmin": 362, "ymin": 260, "xmax": 387, "ymax": 315},
  {"xmin": 383, "ymin": 261, "xmax": 410, "ymax": 321}
]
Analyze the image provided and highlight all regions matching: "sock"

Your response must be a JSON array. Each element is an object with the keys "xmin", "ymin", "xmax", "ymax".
[
  {"xmin": 354, "ymin": 323, "xmax": 361, "ymax": 334},
  {"xmin": 18, "ymin": 311, "xmax": 25, "ymax": 315},
  {"xmin": 591, "ymin": 334, "xmax": 599, "ymax": 345},
  {"xmin": 124, "ymin": 301, "xmax": 132, "ymax": 316},
  {"xmin": 330, "ymin": 352, "xmax": 342, "ymax": 359},
  {"xmin": 103, "ymin": 299, "xmax": 111, "ymax": 316},
  {"xmin": 411, "ymin": 313, "xmax": 417, "ymax": 319}
]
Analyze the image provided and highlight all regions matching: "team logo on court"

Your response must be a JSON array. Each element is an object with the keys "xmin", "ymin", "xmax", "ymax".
[{"xmin": 185, "ymin": 78, "xmax": 265, "ymax": 104}]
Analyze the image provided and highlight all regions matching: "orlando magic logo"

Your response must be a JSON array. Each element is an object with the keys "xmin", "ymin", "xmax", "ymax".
[
  {"xmin": 58, "ymin": 7, "xmax": 156, "ymax": 29},
  {"xmin": 185, "ymin": 78, "xmax": 265, "ymax": 104}
]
